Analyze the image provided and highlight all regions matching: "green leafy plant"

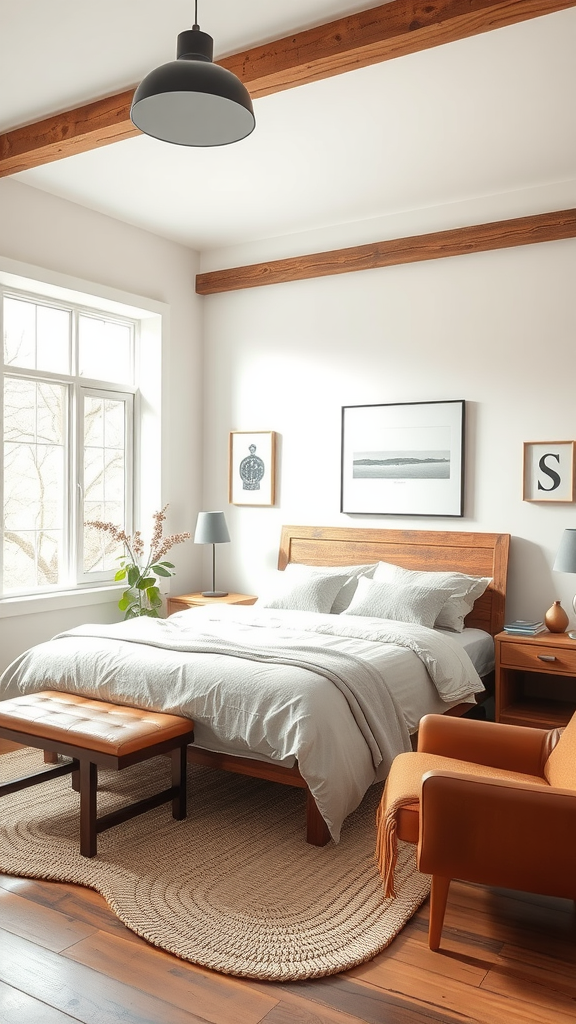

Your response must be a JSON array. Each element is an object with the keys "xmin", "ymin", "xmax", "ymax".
[{"xmin": 86, "ymin": 505, "xmax": 190, "ymax": 619}]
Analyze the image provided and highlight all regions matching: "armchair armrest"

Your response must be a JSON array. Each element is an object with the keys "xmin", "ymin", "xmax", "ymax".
[
  {"xmin": 417, "ymin": 714, "xmax": 556, "ymax": 775},
  {"xmin": 418, "ymin": 770, "xmax": 576, "ymax": 900}
]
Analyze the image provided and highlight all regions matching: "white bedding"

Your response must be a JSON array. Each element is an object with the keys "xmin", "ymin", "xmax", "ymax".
[{"xmin": 0, "ymin": 604, "xmax": 486, "ymax": 841}]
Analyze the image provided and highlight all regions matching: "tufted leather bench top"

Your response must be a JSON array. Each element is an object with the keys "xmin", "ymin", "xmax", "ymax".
[{"xmin": 0, "ymin": 690, "xmax": 193, "ymax": 757}]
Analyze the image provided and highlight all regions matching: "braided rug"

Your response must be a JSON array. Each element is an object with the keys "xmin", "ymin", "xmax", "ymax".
[{"xmin": 0, "ymin": 748, "xmax": 429, "ymax": 980}]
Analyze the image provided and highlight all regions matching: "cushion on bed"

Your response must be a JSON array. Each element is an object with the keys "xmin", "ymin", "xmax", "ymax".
[
  {"xmin": 331, "ymin": 566, "xmax": 378, "ymax": 613},
  {"xmin": 255, "ymin": 564, "xmax": 353, "ymax": 613},
  {"xmin": 372, "ymin": 561, "xmax": 491, "ymax": 632},
  {"xmin": 298, "ymin": 563, "xmax": 378, "ymax": 613},
  {"xmin": 256, "ymin": 563, "xmax": 378, "ymax": 615},
  {"xmin": 344, "ymin": 576, "xmax": 448, "ymax": 628}
]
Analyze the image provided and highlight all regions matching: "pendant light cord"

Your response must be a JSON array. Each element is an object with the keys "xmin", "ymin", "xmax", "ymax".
[{"xmin": 193, "ymin": 0, "xmax": 199, "ymax": 29}]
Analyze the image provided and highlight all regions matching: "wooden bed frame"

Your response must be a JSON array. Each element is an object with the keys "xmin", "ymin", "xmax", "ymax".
[{"xmin": 186, "ymin": 525, "xmax": 510, "ymax": 845}]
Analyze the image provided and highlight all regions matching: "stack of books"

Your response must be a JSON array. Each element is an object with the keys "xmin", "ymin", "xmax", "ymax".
[{"xmin": 503, "ymin": 619, "xmax": 547, "ymax": 636}]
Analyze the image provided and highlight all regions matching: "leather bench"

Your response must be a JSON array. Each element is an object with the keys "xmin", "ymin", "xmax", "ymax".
[{"xmin": 0, "ymin": 690, "xmax": 195, "ymax": 857}]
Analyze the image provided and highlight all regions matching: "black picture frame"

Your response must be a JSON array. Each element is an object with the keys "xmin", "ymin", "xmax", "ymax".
[{"xmin": 340, "ymin": 400, "xmax": 465, "ymax": 516}]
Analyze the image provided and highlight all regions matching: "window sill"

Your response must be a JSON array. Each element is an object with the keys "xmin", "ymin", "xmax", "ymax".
[{"xmin": 0, "ymin": 584, "xmax": 124, "ymax": 619}]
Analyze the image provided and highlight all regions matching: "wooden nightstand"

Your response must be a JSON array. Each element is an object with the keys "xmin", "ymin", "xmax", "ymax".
[
  {"xmin": 495, "ymin": 630, "xmax": 576, "ymax": 728},
  {"xmin": 166, "ymin": 592, "xmax": 257, "ymax": 615}
]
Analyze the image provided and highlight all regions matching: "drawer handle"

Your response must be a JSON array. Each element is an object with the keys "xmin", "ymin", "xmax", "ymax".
[{"xmin": 537, "ymin": 654, "xmax": 557, "ymax": 662}]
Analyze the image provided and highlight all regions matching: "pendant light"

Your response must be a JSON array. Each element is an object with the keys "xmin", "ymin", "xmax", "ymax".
[{"xmin": 130, "ymin": 1, "xmax": 255, "ymax": 147}]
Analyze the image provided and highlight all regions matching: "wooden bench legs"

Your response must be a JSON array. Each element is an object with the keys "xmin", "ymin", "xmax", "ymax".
[
  {"xmin": 71, "ymin": 744, "xmax": 189, "ymax": 857},
  {"xmin": 2, "ymin": 737, "xmax": 193, "ymax": 858},
  {"xmin": 79, "ymin": 761, "xmax": 97, "ymax": 857},
  {"xmin": 0, "ymin": 759, "xmax": 77, "ymax": 797},
  {"xmin": 0, "ymin": 692, "xmax": 195, "ymax": 858}
]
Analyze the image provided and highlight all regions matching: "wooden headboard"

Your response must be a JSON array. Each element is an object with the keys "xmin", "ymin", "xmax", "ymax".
[{"xmin": 278, "ymin": 525, "xmax": 510, "ymax": 637}]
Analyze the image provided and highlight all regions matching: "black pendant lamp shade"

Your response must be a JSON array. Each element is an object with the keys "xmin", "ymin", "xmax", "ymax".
[{"xmin": 130, "ymin": 19, "xmax": 255, "ymax": 147}]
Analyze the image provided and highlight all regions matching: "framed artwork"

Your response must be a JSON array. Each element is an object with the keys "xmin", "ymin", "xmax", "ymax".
[
  {"xmin": 523, "ymin": 441, "xmax": 576, "ymax": 502},
  {"xmin": 229, "ymin": 431, "xmax": 276, "ymax": 506},
  {"xmin": 341, "ymin": 400, "xmax": 465, "ymax": 516}
]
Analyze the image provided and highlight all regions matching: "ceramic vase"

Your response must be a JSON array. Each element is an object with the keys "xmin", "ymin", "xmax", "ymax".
[{"xmin": 544, "ymin": 600, "xmax": 569, "ymax": 633}]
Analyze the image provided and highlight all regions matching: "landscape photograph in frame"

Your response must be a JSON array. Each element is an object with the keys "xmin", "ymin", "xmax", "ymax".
[{"xmin": 341, "ymin": 400, "xmax": 465, "ymax": 516}]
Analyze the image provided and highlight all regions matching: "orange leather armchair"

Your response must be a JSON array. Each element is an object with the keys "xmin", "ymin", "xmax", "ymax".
[{"xmin": 376, "ymin": 712, "xmax": 576, "ymax": 950}]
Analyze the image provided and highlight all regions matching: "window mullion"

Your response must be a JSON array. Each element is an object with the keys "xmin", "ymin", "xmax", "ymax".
[
  {"xmin": 0, "ymin": 291, "xmax": 4, "ymax": 593},
  {"xmin": 71, "ymin": 309, "xmax": 80, "ymax": 585},
  {"xmin": 70, "ymin": 380, "xmax": 81, "ymax": 586}
]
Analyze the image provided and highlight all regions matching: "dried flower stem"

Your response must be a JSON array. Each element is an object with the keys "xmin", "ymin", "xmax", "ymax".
[{"xmin": 86, "ymin": 504, "xmax": 190, "ymax": 619}]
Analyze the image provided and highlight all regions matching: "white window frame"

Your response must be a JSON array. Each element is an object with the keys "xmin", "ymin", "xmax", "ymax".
[
  {"xmin": 0, "ymin": 259, "xmax": 165, "ymax": 616},
  {"xmin": 2, "ymin": 293, "xmax": 137, "ymax": 596}
]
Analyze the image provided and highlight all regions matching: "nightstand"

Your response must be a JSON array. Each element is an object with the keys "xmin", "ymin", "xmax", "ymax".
[
  {"xmin": 166, "ymin": 592, "xmax": 257, "ymax": 615},
  {"xmin": 495, "ymin": 631, "xmax": 576, "ymax": 728}
]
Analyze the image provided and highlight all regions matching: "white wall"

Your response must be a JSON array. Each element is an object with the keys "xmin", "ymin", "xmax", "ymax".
[
  {"xmin": 0, "ymin": 179, "xmax": 204, "ymax": 674},
  {"xmin": 2, "ymin": 176, "xmax": 576, "ymax": 677},
  {"xmin": 201, "ymin": 228, "xmax": 576, "ymax": 627}
]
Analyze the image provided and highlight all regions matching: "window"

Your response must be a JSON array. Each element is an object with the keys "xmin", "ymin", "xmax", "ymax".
[{"xmin": 2, "ymin": 289, "xmax": 136, "ymax": 597}]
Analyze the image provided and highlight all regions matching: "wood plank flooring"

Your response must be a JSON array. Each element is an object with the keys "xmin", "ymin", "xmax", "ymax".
[
  {"xmin": 0, "ymin": 870, "xmax": 574, "ymax": 1023},
  {"xmin": 1, "ymin": 738, "xmax": 575, "ymax": 1023}
]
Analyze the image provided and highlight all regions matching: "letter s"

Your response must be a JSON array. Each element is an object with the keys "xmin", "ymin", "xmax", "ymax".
[{"xmin": 537, "ymin": 453, "xmax": 561, "ymax": 491}]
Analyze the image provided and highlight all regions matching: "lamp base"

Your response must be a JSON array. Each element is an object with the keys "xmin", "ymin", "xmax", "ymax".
[
  {"xmin": 202, "ymin": 591, "xmax": 229, "ymax": 598},
  {"xmin": 568, "ymin": 631, "xmax": 576, "ymax": 640}
]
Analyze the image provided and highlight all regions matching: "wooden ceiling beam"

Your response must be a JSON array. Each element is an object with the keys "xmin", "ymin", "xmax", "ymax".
[
  {"xmin": 195, "ymin": 208, "xmax": 576, "ymax": 293},
  {"xmin": 0, "ymin": 91, "xmax": 141, "ymax": 177},
  {"xmin": 223, "ymin": 0, "xmax": 576, "ymax": 99},
  {"xmin": 1, "ymin": 0, "xmax": 575, "ymax": 177}
]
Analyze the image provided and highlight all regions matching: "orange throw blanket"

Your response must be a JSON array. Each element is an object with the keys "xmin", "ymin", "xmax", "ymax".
[
  {"xmin": 375, "ymin": 752, "xmax": 423, "ymax": 897},
  {"xmin": 375, "ymin": 749, "xmax": 550, "ymax": 897}
]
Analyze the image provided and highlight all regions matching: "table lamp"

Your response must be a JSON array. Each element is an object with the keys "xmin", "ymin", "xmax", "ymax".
[
  {"xmin": 194, "ymin": 511, "xmax": 230, "ymax": 597},
  {"xmin": 553, "ymin": 528, "xmax": 576, "ymax": 639}
]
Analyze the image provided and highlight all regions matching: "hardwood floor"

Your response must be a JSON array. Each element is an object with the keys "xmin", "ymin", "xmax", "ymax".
[
  {"xmin": 0, "ymin": 870, "xmax": 574, "ymax": 1024},
  {"xmin": 1, "ymin": 740, "xmax": 575, "ymax": 1022}
]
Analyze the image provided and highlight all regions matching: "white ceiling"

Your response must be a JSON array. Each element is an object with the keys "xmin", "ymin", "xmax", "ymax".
[{"xmin": 2, "ymin": 2, "xmax": 576, "ymax": 252}]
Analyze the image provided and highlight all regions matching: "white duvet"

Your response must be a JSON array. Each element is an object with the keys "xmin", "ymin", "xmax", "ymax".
[{"xmin": 0, "ymin": 605, "xmax": 485, "ymax": 841}]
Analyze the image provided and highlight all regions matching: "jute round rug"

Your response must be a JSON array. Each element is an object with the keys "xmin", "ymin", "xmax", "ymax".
[{"xmin": 0, "ymin": 748, "xmax": 430, "ymax": 980}]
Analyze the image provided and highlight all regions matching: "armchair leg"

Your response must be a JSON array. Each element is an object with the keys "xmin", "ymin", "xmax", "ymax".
[{"xmin": 428, "ymin": 875, "xmax": 451, "ymax": 951}]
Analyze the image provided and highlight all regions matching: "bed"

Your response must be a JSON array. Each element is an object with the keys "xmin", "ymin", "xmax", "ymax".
[{"xmin": 0, "ymin": 525, "xmax": 509, "ymax": 846}]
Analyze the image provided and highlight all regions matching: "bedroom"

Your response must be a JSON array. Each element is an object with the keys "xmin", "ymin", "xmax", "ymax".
[{"xmin": 1, "ymin": 0, "xmax": 576, "ymax": 1020}]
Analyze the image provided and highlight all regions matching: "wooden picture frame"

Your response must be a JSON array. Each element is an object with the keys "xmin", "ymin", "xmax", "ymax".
[
  {"xmin": 229, "ymin": 431, "xmax": 276, "ymax": 506},
  {"xmin": 340, "ymin": 400, "xmax": 465, "ymax": 516},
  {"xmin": 523, "ymin": 441, "xmax": 576, "ymax": 502}
]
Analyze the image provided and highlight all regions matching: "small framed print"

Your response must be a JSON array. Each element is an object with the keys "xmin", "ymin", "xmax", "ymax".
[
  {"xmin": 229, "ymin": 431, "xmax": 276, "ymax": 506},
  {"xmin": 523, "ymin": 441, "xmax": 576, "ymax": 502}
]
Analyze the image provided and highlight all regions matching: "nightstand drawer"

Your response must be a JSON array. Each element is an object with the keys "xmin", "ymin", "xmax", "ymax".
[
  {"xmin": 167, "ymin": 599, "xmax": 193, "ymax": 614},
  {"xmin": 167, "ymin": 593, "xmax": 257, "ymax": 615},
  {"xmin": 499, "ymin": 641, "xmax": 576, "ymax": 675}
]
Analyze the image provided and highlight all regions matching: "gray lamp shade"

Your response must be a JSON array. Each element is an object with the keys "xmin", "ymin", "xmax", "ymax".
[
  {"xmin": 194, "ymin": 511, "xmax": 230, "ymax": 545},
  {"xmin": 553, "ymin": 529, "xmax": 576, "ymax": 573},
  {"xmin": 130, "ymin": 26, "xmax": 255, "ymax": 147}
]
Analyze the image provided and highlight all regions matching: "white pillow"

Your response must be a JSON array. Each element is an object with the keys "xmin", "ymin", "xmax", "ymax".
[
  {"xmin": 316, "ymin": 563, "xmax": 378, "ymax": 613},
  {"xmin": 255, "ymin": 564, "xmax": 352, "ymax": 614},
  {"xmin": 373, "ymin": 561, "xmax": 491, "ymax": 632},
  {"xmin": 345, "ymin": 576, "xmax": 448, "ymax": 628},
  {"xmin": 257, "ymin": 562, "xmax": 377, "ymax": 614}
]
